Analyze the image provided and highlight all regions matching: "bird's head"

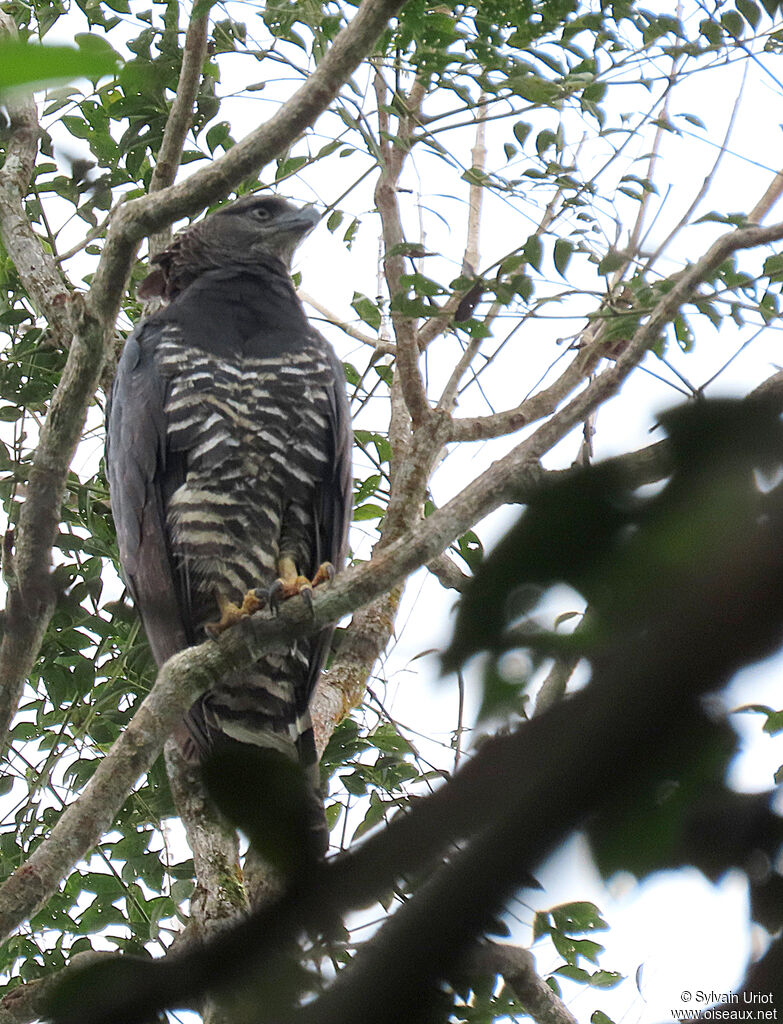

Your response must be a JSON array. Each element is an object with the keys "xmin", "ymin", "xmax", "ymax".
[
  {"xmin": 205, "ymin": 194, "xmax": 320, "ymax": 268},
  {"xmin": 139, "ymin": 194, "xmax": 320, "ymax": 301}
]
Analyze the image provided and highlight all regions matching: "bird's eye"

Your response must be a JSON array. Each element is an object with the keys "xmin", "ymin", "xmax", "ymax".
[{"xmin": 253, "ymin": 207, "xmax": 272, "ymax": 221}]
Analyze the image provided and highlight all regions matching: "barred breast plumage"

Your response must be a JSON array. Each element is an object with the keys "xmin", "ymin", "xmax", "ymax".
[{"xmin": 155, "ymin": 332, "xmax": 336, "ymax": 759}]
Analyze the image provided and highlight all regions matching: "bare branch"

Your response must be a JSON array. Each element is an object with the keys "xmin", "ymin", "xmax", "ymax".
[
  {"xmin": 463, "ymin": 96, "xmax": 486, "ymax": 274},
  {"xmin": 749, "ymin": 170, "xmax": 783, "ymax": 225},
  {"xmin": 643, "ymin": 63, "xmax": 744, "ymax": 270},
  {"xmin": 0, "ymin": 14, "xmax": 71, "ymax": 339},
  {"xmin": 373, "ymin": 72, "xmax": 431, "ymax": 428},
  {"xmin": 427, "ymin": 553, "xmax": 470, "ymax": 592},
  {"xmin": 56, "ymin": 207, "xmax": 117, "ymax": 264},
  {"xmin": 436, "ymin": 104, "xmax": 489, "ymax": 414},
  {"xmin": 299, "ymin": 290, "xmax": 385, "ymax": 350},
  {"xmin": 624, "ymin": 45, "xmax": 683, "ymax": 265},
  {"xmin": 447, "ymin": 345, "xmax": 593, "ymax": 443},
  {"xmin": 449, "ymin": 219, "xmax": 783, "ymax": 444},
  {"xmin": 310, "ymin": 587, "xmax": 403, "ymax": 758},
  {"xmin": 148, "ymin": 11, "xmax": 210, "ymax": 255}
]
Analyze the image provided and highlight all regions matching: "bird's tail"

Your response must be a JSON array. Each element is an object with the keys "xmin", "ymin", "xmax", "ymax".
[{"xmin": 178, "ymin": 651, "xmax": 328, "ymax": 857}]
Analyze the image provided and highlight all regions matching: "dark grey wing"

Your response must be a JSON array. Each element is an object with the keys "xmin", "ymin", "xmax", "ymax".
[
  {"xmin": 303, "ymin": 340, "xmax": 353, "ymax": 702},
  {"xmin": 106, "ymin": 324, "xmax": 190, "ymax": 666}
]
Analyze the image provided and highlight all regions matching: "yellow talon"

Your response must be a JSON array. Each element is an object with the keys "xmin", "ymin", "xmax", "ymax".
[{"xmin": 205, "ymin": 590, "xmax": 263, "ymax": 636}]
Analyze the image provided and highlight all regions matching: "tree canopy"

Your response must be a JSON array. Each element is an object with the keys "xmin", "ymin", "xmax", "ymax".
[{"xmin": 1, "ymin": 1, "xmax": 783, "ymax": 1022}]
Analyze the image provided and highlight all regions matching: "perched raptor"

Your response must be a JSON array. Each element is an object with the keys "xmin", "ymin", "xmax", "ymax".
[{"xmin": 106, "ymin": 195, "xmax": 352, "ymax": 847}]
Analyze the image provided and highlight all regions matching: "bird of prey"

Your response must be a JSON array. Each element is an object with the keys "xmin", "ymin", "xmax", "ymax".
[{"xmin": 106, "ymin": 195, "xmax": 352, "ymax": 847}]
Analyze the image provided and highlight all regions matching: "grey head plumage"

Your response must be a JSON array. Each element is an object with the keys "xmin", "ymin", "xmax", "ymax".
[{"xmin": 138, "ymin": 194, "xmax": 321, "ymax": 302}]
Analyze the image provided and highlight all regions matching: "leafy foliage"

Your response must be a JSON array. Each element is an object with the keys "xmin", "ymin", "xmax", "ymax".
[{"xmin": 1, "ymin": 0, "xmax": 783, "ymax": 1020}]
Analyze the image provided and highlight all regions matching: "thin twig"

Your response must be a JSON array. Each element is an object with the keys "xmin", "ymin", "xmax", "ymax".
[
  {"xmin": 299, "ymin": 290, "xmax": 386, "ymax": 350},
  {"xmin": 643, "ymin": 60, "xmax": 746, "ymax": 270}
]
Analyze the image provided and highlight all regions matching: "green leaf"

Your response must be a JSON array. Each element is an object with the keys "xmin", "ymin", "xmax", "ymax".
[
  {"xmin": 0, "ymin": 40, "xmax": 119, "ymax": 93},
  {"xmin": 326, "ymin": 210, "xmax": 344, "ymax": 232},
  {"xmin": 597, "ymin": 249, "xmax": 625, "ymax": 275},
  {"xmin": 513, "ymin": 122, "xmax": 532, "ymax": 146},
  {"xmin": 353, "ymin": 503, "xmax": 385, "ymax": 521},
  {"xmin": 351, "ymin": 293, "xmax": 382, "ymax": 331},
  {"xmin": 523, "ymin": 234, "xmax": 543, "ymax": 272},
  {"xmin": 699, "ymin": 18, "xmax": 724, "ymax": 44},
  {"xmin": 721, "ymin": 11, "xmax": 745, "ymax": 36},
  {"xmin": 553, "ymin": 964, "xmax": 590, "ymax": 982},
  {"xmin": 764, "ymin": 252, "xmax": 783, "ymax": 282},
  {"xmin": 590, "ymin": 970, "xmax": 623, "ymax": 988},
  {"xmin": 553, "ymin": 238, "xmax": 574, "ymax": 278},
  {"xmin": 535, "ymin": 129, "xmax": 558, "ymax": 157},
  {"xmin": 550, "ymin": 901, "xmax": 609, "ymax": 934},
  {"xmin": 736, "ymin": 0, "xmax": 761, "ymax": 27}
]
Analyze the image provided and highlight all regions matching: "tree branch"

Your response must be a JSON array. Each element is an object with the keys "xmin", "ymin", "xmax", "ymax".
[
  {"xmin": 449, "ymin": 218, "xmax": 783, "ymax": 444},
  {"xmin": 0, "ymin": 23, "xmax": 103, "ymax": 750},
  {"xmin": 0, "ymin": 952, "xmax": 112, "ymax": 1024},
  {"xmin": 373, "ymin": 71, "xmax": 431, "ymax": 429},
  {"xmin": 469, "ymin": 944, "xmax": 578, "ymax": 1024},
  {"xmin": 0, "ymin": 14, "xmax": 72, "ymax": 341},
  {"xmin": 148, "ymin": 10, "xmax": 210, "ymax": 255},
  {"xmin": 299, "ymin": 291, "xmax": 387, "ymax": 351},
  {"xmin": 310, "ymin": 587, "xmax": 403, "ymax": 757}
]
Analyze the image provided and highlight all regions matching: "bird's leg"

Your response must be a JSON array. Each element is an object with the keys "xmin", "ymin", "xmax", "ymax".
[
  {"xmin": 205, "ymin": 589, "xmax": 264, "ymax": 636},
  {"xmin": 265, "ymin": 555, "xmax": 335, "ymax": 614}
]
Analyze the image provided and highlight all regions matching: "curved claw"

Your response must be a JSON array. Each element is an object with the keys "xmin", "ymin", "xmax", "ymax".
[
  {"xmin": 265, "ymin": 575, "xmax": 316, "ymax": 616},
  {"xmin": 264, "ymin": 579, "xmax": 285, "ymax": 616}
]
